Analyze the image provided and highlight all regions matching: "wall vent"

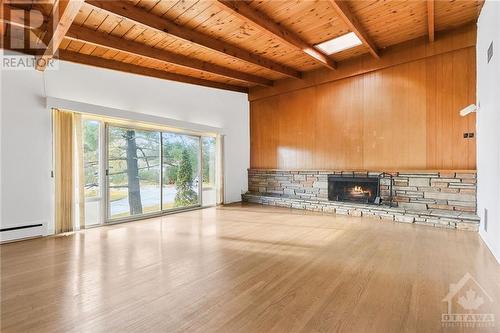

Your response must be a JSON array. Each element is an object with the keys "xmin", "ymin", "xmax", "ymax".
[{"xmin": 0, "ymin": 223, "xmax": 45, "ymax": 243}]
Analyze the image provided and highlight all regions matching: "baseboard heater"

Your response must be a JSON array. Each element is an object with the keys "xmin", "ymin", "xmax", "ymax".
[{"xmin": 0, "ymin": 223, "xmax": 45, "ymax": 243}]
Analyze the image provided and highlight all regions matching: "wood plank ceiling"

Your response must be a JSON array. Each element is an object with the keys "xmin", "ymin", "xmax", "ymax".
[{"xmin": 1, "ymin": 0, "xmax": 484, "ymax": 93}]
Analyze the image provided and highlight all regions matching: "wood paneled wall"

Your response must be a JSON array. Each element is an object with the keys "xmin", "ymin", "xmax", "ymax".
[{"xmin": 250, "ymin": 47, "xmax": 476, "ymax": 170}]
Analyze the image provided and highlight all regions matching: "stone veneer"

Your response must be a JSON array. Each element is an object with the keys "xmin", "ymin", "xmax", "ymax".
[{"xmin": 242, "ymin": 169, "xmax": 479, "ymax": 231}]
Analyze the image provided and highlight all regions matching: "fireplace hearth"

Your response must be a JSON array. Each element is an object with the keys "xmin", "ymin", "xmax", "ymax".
[
  {"xmin": 245, "ymin": 169, "xmax": 478, "ymax": 230},
  {"xmin": 328, "ymin": 175, "xmax": 379, "ymax": 204}
]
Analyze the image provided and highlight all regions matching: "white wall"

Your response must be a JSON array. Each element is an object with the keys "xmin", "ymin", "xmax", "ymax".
[
  {"xmin": 1, "ymin": 67, "xmax": 52, "ymax": 234},
  {"xmin": 1, "ymin": 56, "xmax": 249, "ymax": 234},
  {"xmin": 477, "ymin": 0, "xmax": 500, "ymax": 263}
]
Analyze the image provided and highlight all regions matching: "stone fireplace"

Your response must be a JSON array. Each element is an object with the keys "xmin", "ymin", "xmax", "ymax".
[{"xmin": 242, "ymin": 169, "xmax": 479, "ymax": 231}]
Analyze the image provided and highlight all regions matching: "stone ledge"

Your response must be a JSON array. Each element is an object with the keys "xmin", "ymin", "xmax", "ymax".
[
  {"xmin": 248, "ymin": 169, "xmax": 477, "ymax": 213},
  {"xmin": 248, "ymin": 168, "xmax": 477, "ymax": 174},
  {"xmin": 242, "ymin": 193, "xmax": 479, "ymax": 232}
]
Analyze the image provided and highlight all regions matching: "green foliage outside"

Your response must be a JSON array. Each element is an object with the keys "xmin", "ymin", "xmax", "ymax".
[
  {"xmin": 162, "ymin": 135, "xmax": 198, "ymax": 185},
  {"xmin": 108, "ymin": 127, "xmax": 160, "ymax": 189},
  {"xmin": 174, "ymin": 149, "xmax": 198, "ymax": 206},
  {"xmin": 83, "ymin": 120, "xmax": 216, "ymax": 215},
  {"xmin": 202, "ymin": 137, "xmax": 216, "ymax": 186},
  {"xmin": 83, "ymin": 120, "xmax": 100, "ymax": 198}
]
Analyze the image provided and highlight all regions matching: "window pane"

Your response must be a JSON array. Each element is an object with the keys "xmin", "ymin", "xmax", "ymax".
[
  {"xmin": 162, "ymin": 133, "xmax": 200, "ymax": 210},
  {"xmin": 108, "ymin": 126, "xmax": 161, "ymax": 219},
  {"xmin": 85, "ymin": 201, "xmax": 101, "ymax": 226},
  {"xmin": 202, "ymin": 136, "xmax": 216, "ymax": 206},
  {"xmin": 84, "ymin": 120, "xmax": 100, "ymax": 199},
  {"xmin": 83, "ymin": 119, "xmax": 102, "ymax": 226}
]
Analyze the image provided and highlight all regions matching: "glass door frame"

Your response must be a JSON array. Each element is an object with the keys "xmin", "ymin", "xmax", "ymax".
[
  {"xmin": 104, "ymin": 122, "xmax": 206, "ymax": 224},
  {"xmin": 81, "ymin": 117, "xmax": 107, "ymax": 227},
  {"xmin": 160, "ymin": 131, "xmax": 204, "ymax": 213}
]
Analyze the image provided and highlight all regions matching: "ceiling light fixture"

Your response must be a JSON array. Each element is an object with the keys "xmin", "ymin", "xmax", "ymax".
[{"xmin": 315, "ymin": 32, "xmax": 362, "ymax": 55}]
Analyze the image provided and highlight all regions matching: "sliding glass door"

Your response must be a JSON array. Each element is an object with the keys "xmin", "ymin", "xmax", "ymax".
[
  {"xmin": 202, "ymin": 136, "xmax": 217, "ymax": 206},
  {"xmin": 83, "ymin": 119, "xmax": 103, "ymax": 226},
  {"xmin": 78, "ymin": 116, "xmax": 221, "ymax": 226},
  {"xmin": 104, "ymin": 125, "xmax": 211, "ymax": 222},
  {"xmin": 107, "ymin": 126, "xmax": 162, "ymax": 220},
  {"xmin": 162, "ymin": 133, "xmax": 201, "ymax": 210}
]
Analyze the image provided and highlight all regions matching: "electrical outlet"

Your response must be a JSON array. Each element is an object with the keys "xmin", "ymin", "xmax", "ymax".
[
  {"xmin": 463, "ymin": 133, "xmax": 469, "ymax": 138},
  {"xmin": 469, "ymin": 132, "xmax": 475, "ymax": 138}
]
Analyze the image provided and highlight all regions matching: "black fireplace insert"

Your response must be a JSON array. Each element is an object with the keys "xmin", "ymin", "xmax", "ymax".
[{"xmin": 328, "ymin": 175, "xmax": 379, "ymax": 204}]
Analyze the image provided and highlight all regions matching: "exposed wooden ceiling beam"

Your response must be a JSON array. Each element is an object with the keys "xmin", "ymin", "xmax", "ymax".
[
  {"xmin": 427, "ymin": 0, "xmax": 435, "ymax": 42},
  {"xmin": 1, "ymin": 27, "xmax": 248, "ymax": 93},
  {"xmin": 327, "ymin": 0, "xmax": 379, "ymax": 59},
  {"xmin": 65, "ymin": 25, "xmax": 273, "ymax": 87},
  {"xmin": 59, "ymin": 50, "xmax": 248, "ymax": 93},
  {"xmin": 216, "ymin": 0, "xmax": 337, "ymax": 71},
  {"xmin": 36, "ymin": 0, "xmax": 84, "ymax": 71},
  {"xmin": 1, "ymin": 4, "xmax": 34, "ymax": 29},
  {"xmin": 1, "ymin": 4, "xmax": 47, "ymax": 50},
  {"xmin": 3, "ymin": 4, "xmax": 269, "ymax": 87},
  {"xmin": 85, "ymin": 1, "xmax": 302, "ymax": 79}
]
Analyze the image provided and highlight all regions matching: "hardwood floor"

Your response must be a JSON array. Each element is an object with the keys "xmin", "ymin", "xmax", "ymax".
[{"xmin": 1, "ymin": 203, "xmax": 499, "ymax": 332}]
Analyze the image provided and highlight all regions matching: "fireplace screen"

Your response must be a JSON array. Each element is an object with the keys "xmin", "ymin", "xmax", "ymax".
[{"xmin": 328, "ymin": 175, "xmax": 379, "ymax": 204}]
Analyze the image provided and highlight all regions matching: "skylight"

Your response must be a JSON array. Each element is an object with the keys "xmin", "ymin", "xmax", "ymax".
[{"xmin": 315, "ymin": 32, "xmax": 362, "ymax": 55}]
